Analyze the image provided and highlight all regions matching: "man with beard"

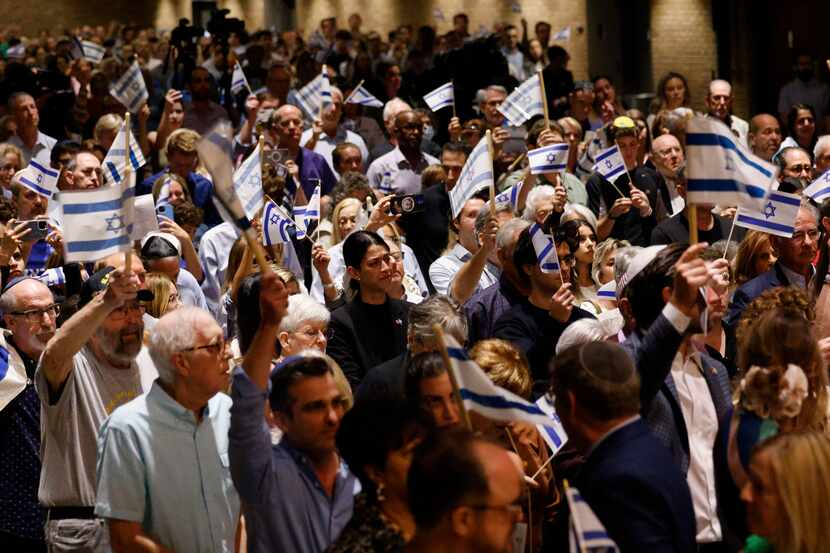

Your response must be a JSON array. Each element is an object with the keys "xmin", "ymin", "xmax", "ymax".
[
  {"xmin": 35, "ymin": 259, "xmax": 157, "ymax": 553},
  {"xmin": 0, "ymin": 278, "xmax": 58, "ymax": 551},
  {"xmin": 182, "ymin": 66, "xmax": 230, "ymax": 136},
  {"xmin": 367, "ymin": 110, "xmax": 439, "ymax": 196}
]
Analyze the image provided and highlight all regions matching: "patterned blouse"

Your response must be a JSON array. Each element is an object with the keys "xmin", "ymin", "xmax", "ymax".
[{"xmin": 325, "ymin": 493, "xmax": 406, "ymax": 553}]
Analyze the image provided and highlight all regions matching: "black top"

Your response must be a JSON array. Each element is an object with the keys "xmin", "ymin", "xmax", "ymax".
[
  {"xmin": 650, "ymin": 211, "xmax": 734, "ymax": 246},
  {"xmin": 493, "ymin": 299, "xmax": 594, "ymax": 398},
  {"xmin": 586, "ymin": 166, "xmax": 661, "ymax": 247},
  {"xmin": 354, "ymin": 352, "xmax": 410, "ymax": 406},
  {"xmin": 397, "ymin": 184, "xmax": 451, "ymax": 292},
  {"xmin": 326, "ymin": 297, "xmax": 409, "ymax": 388}
]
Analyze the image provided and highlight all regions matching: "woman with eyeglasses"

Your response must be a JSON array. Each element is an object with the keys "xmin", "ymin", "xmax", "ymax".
[{"xmin": 326, "ymin": 230, "xmax": 410, "ymax": 388}]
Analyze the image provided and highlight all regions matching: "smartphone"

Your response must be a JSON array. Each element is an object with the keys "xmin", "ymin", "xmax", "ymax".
[
  {"xmin": 390, "ymin": 194, "xmax": 425, "ymax": 215},
  {"xmin": 21, "ymin": 219, "xmax": 49, "ymax": 241},
  {"xmin": 156, "ymin": 204, "xmax": 175, "ymax": 222}
]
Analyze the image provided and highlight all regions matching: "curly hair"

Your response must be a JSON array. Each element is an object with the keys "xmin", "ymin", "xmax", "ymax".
[
  {"xmin": 735, "ymin": 287, "xmax": 815, "ymax": 346},
  {"xmin": 469, "ymin": 339, "xmax": 532, "ymax": 399}
]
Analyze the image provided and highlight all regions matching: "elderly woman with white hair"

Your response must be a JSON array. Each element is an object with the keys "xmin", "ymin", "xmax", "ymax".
[{"xmin": 521, "ymin": 183, "xmax": 567, "ymax": 225}]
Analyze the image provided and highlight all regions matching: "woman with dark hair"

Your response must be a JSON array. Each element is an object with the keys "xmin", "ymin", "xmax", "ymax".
[
  {"xmin": 560, "ymin": 219, "xmax": 599, "ymax": 313},
  {"xmin": 326, "ymin": 230, "xmax": 409, "ymax": 387},
  {"xmin": 653, "ymin": 71, "xmax": 691, "ymax": 113},
  {"xmin": 327, "ymin": 400, "xmax": 427, "ymax": 553},
  {"xmin": 593, "ymin": 75, "xmax": 625, "ymax": 123},
  {"xmin": 787, "ymin": 103, "xmax": 817, "ymax": 154}
]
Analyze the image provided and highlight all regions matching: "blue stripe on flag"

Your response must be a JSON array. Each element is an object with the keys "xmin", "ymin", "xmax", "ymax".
[
  {"xmin": 604, "ymin": 165, "xmax": 625, "ymax": 179},
  {"xmin": 542, "ymin": 423, "xmax": 563, "ymax": 447},
  {"xmin": 768, "ymin": 192, "xmax": 801, "ymax": 206},
  {"xmin": 106, "ymin": 161, "xmax": 120, "ymax": 183},
  {"xmin": 447, "ymin": 346, "xmax": 469, "ymax": 360},
  {"xmin": 535, "ymin": 162, "xmax": 567, "ymax": 172},
  {"xmin": 459, "ymin": 388, "xmax": 549, "ymax": 417},
  {"xmin": 65, "ymin": 230, "xmax": 132, "ymax": 253},
  {"xmin": 686, "ymin": 178, "xmax": 767, "ymax": 199},
  {"xmin": 0, "ymin": 345, "xmax": 8, "ymax": 381},
  {"xmin": 29, "ymin": 160, "xmax": 58, "ymax": 177},
  {"xmin": 19, "ymin": 176, "xmax": 52, "ymax": 197},
  {"xmin": 595, "ymin": 147, "xmax": 618, "ymax": 163},
  {"xmin": 736, "ymin": 214, "xmax": 794, "ymax": 234},
  {"xmin": 597, "ymin": 290, "xmax": 616, "ymax": 298},
  {"xmin": 686, "ymin": 132, "xmax": 774, "ymax": 178},
  {"xmin": 583, "ymin": 531, "xmax": 611, "ymax": 541},
  {"xmin": 63, "ymin": 198, "xmax": 124, "ymax": 214},
  {"xmin": 808, "ymin": 186, "xmax": 830, "ymax": 200}
]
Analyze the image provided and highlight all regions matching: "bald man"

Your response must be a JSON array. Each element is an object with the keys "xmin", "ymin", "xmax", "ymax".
[
  {"xmin": 651, "ymin": 134, "xmax": 686, "ymax": 215},
  {"xmin": 705, "ymin": 79, "xmax": 749, "ymax": 147},
  {"xmin": 748, "ymin": 113, "xmax": 782, "ymax": 161}
]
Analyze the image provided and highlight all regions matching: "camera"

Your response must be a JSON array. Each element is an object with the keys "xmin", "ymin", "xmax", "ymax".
[{"xmin": 390, "ymin": 194, "xmax": 425, "ymax": 215}]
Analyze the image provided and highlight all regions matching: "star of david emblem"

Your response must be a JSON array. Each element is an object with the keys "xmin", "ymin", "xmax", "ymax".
[
  {"xmin": 763, "ymin": 201, "xmax": 776, "ymax": 219},
  {"xmin": 36, "ymin": 173, "xmax": 44, "ymax": 184},
  {"xmin": 129, "ymin": 81, "xmax": 141, "ymax": 92},
  {"xmin": 105, "ymin": 214, "xmax": 125, "ymax": 232},
  {"xmin": 604, "ymin": 160, "xmax": 613, "ymax": 169},
  {"xmin": 546, "ymin": 152, "xmax": 556, "ymax": 163},
  {"xmin": 251, "ymin": 174, "xmax": 261, "ymax": 187},
  {"xmin": 521, "ymin": 95, "xmax": 531, "ymax": 105},
  {"xmin": 270, "ymin": 213, "xmax": 282, "ymax": 226}
]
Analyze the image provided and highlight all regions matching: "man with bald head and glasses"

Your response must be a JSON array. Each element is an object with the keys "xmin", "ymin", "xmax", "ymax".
[{"xmin": 35, "ymin": 263, "xmax": 157, "ymax": 552}]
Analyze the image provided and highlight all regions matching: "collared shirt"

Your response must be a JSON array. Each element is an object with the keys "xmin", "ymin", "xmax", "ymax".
[
  {"xmin": 296, "ymin": 147, "xmax": 339, "ymax": 198},
  {"xmin": 670, "ymin": 349, "xmax": 722, "ymax": 543},
  {"xmin": 464, "ymin": 275, "xmax": 526, "ymax": 344},
  {"xmin": 501, "ymin": 46, "xmax": 526, "ymax": 81},
  {"xmin": 300, "ymin": 126, "xmax": 370, "ymax": 177},
  {"xmin": 8, "ymin": 131, "xmax": 57, "ymax": 166},
  {"xmin": 95, "ymin": 382, "xmax": 240, "ymax": 553},
  {"xmin": 229, "ymin": 369, "xmax": 355, "ymax": 553},
  {"xmin": 779, "ymin": 263, "xmax": 814, "ymax": 290},
  {"xmin": 366, "ymin": 146, "xmax": 440, "ymax": 195},
  {"xmin": 428, "ymin": 243, "xmax": 500, "ymax": 296},
  {"xmin": 585, "ymin": 415, "xmax": 641, "ymax": 459}
]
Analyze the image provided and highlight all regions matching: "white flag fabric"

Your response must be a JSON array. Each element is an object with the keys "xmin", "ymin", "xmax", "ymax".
[
  {"xmin": 233, "ymin": 147, "xmax": 264, "ymax": 221},
  {"xmin": 110, "ymin": 61, "xmax": 148, "ymax": 113},
  {"xmin": 262, "ymin": 200, "xmax": 296, "ymax": 246},
  {"xmin": 82, "ymin": 41, "xmax": 106, "ymax": 63},
  {"xmin": 685, "ymin": 116, "xmax": 777, "ymax": 210},
  {"xmin": 0, "ymin": 333, "xmax": 27, "ymax": 412},
  {"xmin": 534, "ymin": 394, "xmax": 569, "ymax": 455},
  {"xmin": 294, "ymin": 67, "xmax": 333, "ymax": 119},
  {"xmin": 347, "ymin": 85, "xmax": 383, "ymax": 108},
  {"xmin": 494, "ymin": 180, "xmax": 523, "ymax": 213},
  {"xmin": 155, "ymin": 175, "xmax": 172, "ymax": 208},
  {"xmin": 734, "ymin": 190, "xmax": 801, "ymax": 238},
  {"xmin": 566, "ymin": 486, "xmax": 619, "ymax": 553},
  {"xmin": 498, "ymin": 74, "xmax": 545, "ymax": 127},
  {"xmin": 423, "ymin": 82, "xmax": 454, "ymax": 112},
  {"xmin": 528, "ymin": 143, "xmax": 569, "ymax": 174},
  {"xmin": 103, "ymin": 122, "xmax": 146, "ymax": 184},
  {"xmin": 62, "ymin": 174, "xmax": 135, "ymax": 262},
  {"xmin": 592, "ymin": 145, "xmax": 626, "ymax": 184},
  {"xmin": 18, "ymin": 159, "xmax": 59, "ymax": 198},
  {"xmin": 230, "ymin": 62, "xmax": 250, "ymax": 95},
  {"xmin": 6, "ymin": 44, "xmax": 25, "ymax": 62},
  {"xmin": 553, "ymin": 26, "xmax": 572, "ymax": 41},
  {"xmin": 36, "ymin": 267, "xmax": 66, "ymax": 288},
  {"xmin": 529, "ymin": 223, "xmax": 560, "ymax": 273},
  {"xmin": 293, "ymin": 183, "xmax": 320, "ymax": 239},
  {"xmin": 444, "ymin": 334, "xmax": 568, "ymax": 444},
  {"xmin": 596, "ymin": 280, "xmax": 617, "ymax": 300},
  {"xmin": 804, "ymin": 169, "xmax": 830, "ymax": 204},
  {"xmin": 450, "ymin": 138, "xmax": 493, "ymax": 217}
]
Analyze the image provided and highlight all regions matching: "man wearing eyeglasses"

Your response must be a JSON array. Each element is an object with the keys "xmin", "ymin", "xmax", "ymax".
[
  {"xmin": 776, "ymin": 146, "xmax": 813, "ymax": 191},
  {"xmin": 0, "ymin": 277, "xmax": 57, "ymax": 551},
  {"xmin": 35, "ymin": 265, "xmax": 157, "ymax": 553},
  {"xmin": 62, "ymin": 151, "xmax": 103, "ymax": 190},
  {"xmin": 95, "ymin": 306, "xmax": 238, "ymax": 553}
]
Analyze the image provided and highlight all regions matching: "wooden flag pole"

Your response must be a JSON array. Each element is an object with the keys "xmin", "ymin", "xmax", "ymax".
[
  {"xmin": 342, "ymin": 79, "xmax": 365, "ymax": 105},
  {"xmin": 451, "ymin": 79, "xmax": 457, "ymax": 119},
  {"xmin": 123, "ymin": 112, "xmax": 132, "ymax": 274},
  {"xmin": 538, "ymin": 69, "xmax": 550, "ymax": 130},
  {"xmin": 721, "ymin": 209, "xmax": 738, "ymax": 258},
  {"xmin": 486, "ymin": 129, "xmax": 497, "ymax": 217},
  {"xmin": 687, "ymin": 203, "xmax": 699, "ymax": 245},
  {"xmin": 612, "ymin": 140, "xmax": 633, "ymax": 199},
  {"xmin": 432, "ymin": 324, "xmax": 473, "ymax": 430}
]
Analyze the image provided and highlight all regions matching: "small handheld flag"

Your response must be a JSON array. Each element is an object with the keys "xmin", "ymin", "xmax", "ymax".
[
  {"xmin": 230, "ymin": 61, "xmax": 252, "ymax": 96},
  {"xmin": 592, "ymin": 144, "xmax": 626, "ymax": 184},
  {"xmin": 565, "ymin": 483, "xmax": 619, "ymax": 553},
  {"xmin": 18, "ymin": 159, "xmax": 59, "ymax": 199},
  {"xmin": 423, "ymin": 82, "xmax": 455, "ymax": 112},
  {"xmin": 734, "ymin": 190, "xmax": 801, "ymax": 238},
  {"xmin": 528, "ymin": 143, "xmax": 569, "ymax": 175},
  {"xmin": 102, "ymin": 121, "xmax": 146, "ymax": 184},
  {"xmin": 262, "ymin": 200, "xmax": 296, "ymax": 246},
  {"xmin": 110, "ymin": 60, "xmax": 148, "ymax": 113},
  {"xmin": 529, "ymin": 223, "xmax": 561, "ymax": 273},
  {"xmin": 293, "ymin": 182, "xmax": 320, "ymax": 239},
  {"xmin": 233, "ymin": 146, "xmax": 264, "ymax": 221},
  {"xmin": 553, "ymin": 26, "xmax": 572, "ymax": 41},
  {"xmin": 685, "ymin": 116, "xmax": 777, "ymax": 211},
  {"xmin": 82, "ymin": 40, "xmax": 106, "ymax": 64},
  {"xmin": 295, "ymin": 67, "xmax": 332, "ymax": 120},
  {"xmin": 450, "ymin": 137, "xmax": 494, "ymax": 217},
  {"xmin": 346, "ymin": 84, "xmax": 383, "ymax": 108},
  {"xmin": 494, "ymin": 180, "xmax": 524, "ymax": 213},
  {"xmin": 498, "ymin": 74, "xmax": 545, "ymax": 126},
  {"xmin": 804, "ymin": 169, "xmax": 830, "ymax": 204},
  {"xmin": 37, "ymin": 267, "xmax": 66, "ymax": 288},
  {"xmin": 0, "ymin": 335, "xmax": 26, "ymax": 412}
]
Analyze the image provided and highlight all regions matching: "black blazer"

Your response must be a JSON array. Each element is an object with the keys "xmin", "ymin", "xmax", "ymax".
[
  {"xmin": 578, "ymin": 418, "xmax": 697, "ymax": 553},
  {"xmin": 326, "ymin": 297, "xmax": 409, "ymax": 388}
]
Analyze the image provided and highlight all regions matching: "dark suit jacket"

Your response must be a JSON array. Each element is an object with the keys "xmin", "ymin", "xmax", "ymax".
[
  {"xmin": 578, "ymin": 418, "xmax": 697, "ymax": 553},
  {"xmin": 354, "ymin": 352, "xmax": 410, "ymax": 405},
  {"xmin": 326, "ymin": 297, "xmax": 409, "ymax": 388}
]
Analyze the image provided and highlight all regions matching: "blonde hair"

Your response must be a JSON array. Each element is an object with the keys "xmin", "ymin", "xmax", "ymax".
[
  {"xmin": 144, "ymin": 272, "xmax": 176, "ymax": 318},
  {"xmin": 753, "ymin": 432, "xmax": 830, "ymax": 553},
  {"xmin": 469, "ymin": 339, "xmax": 532, "ymax": 399},
  {"xmin": 297, "ymin": 349, "xmax": 354, "ymax": 411},
  {"xmin": 93, "ymin": 113, "xmax": 123, "ymax": 144},
  {"xmin": 734, "ymin": 230, "xmax": 775, "ymax": 285},
  {"xmin": 165, "ymin": 128, "xmax": 200, "ymax": 157},
  {"xmin": 0, "ymin": 142, "xmax": 23, "ymax": 168},
  {"xmin": 331, "ymin": 197, "xmax": 362, "ymax": 245}
]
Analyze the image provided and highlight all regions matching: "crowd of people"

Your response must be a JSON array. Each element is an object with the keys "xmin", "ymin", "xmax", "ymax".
[{"xmin": 1, "ymin": 11, "xmax": 830, "ymax": 553}]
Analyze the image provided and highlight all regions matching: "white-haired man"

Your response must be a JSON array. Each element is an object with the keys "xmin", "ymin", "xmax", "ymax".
[
  {"xmin": 95, "ymin": 306, "xmax": 238, "ymax": 553},
  {"xmin": 814, "ymin": 135, "xmax": 830, "ymax": 175},
  {"xmin": 301, "ymin": 87, "xmax": 369, "ymax": 175},
  {"xmin": 705, "ymin": 79, "xmax": 749, "ymax": 147}
]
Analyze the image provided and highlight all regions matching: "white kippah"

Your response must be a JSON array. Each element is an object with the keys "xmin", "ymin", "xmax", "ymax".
[{"xmin": 616, "ymin": 245, "xmax": 666, "ymax": 295}]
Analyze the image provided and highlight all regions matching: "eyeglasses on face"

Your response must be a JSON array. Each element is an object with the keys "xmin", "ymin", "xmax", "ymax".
[{"xmin": 9, "ymin": 303, "xmax": 60, "ymax": 322}]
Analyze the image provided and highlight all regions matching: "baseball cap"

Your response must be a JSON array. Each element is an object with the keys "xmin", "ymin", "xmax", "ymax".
[{"xmin": 79, "ymin": 267, "xmax": 153, "ymax": 308}]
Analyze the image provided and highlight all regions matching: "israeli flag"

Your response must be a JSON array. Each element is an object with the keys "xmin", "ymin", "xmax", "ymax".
[
  {"xmin": 347, "ymin": 85, "xmax": 383, "ymax": 108},
  {"xmin": 534, "ymin": 394, "xmax": 569, "ymax": 454},
  {"xmin": 686, "ymin": 116, "xmax": 777, "ymax": 210},
  {"xmin": 528, "ymin": 143, "xmax": 569, "ymax": 175},
  {"xmin": 553, "ymin": 26, "xmax": 572, "ymax": 41},
  {"xmin": 293, "ymin": 183, "xmax": 320, "ymax": 239},
  {"xmin": 230, "ymin": 62, "xmax": 250, "ymax": 95},
  {"xmin": 432, "ymin": 7, "xmax": 445, "ymax": 20},
  {"xmin": 110, "ymin": 60, "xmax": 148, "ymax": 113},
  {"xmin": 592, "ymin": 145, "xmax": 626, "ymax": 184},
  {"xmin": 444, "ymin": 334, "xmax": 568, "ymax": 449},
  {"xmin": 804, "ymin": 169, "xmax": 830, "ymax": 204},
  {"xmin": 103, "ymin": 122, "xmax": 146, "ymax": 184},
  {"xmin": 597, "ymin": 280, "xmax": 616, "ymax": 300},
  {"xmin": 735, "ymin": 190, "xmax": 801, "ymax": 238},
  {"xmin": 450, "ymin": 138, "xmax": 493, "ymax": 217},
  {"xmin": 36, "ymin": 267, "xmax": 66, "ymax": 287},
  {"xmin": 494, "ymin": 180, "xmax": 523, "ymax": 212},
  {"xmin": 82, "ymin": 41, "xmax": 106, "ymax": 64},
  {"xmin": 497, "ymin": 73, "xmax": 544, "ymax": 127},
  {"xmin": 529, "ymin": 223, "xmax": 560, "ymax": 273},
  {"xmin": 262, "ymin": 200, "xmax": 296, "ymax": 246},
  {"xmin": 295, "ymin": 66, "xmax": 332, "ymax": 119},
  {"xmin": 18, "ymin": 159, "xmax": 59, "ymax": 198},
  {"xmin": 0, "ymin": 335, "xmax": 27, "ymax": 412},
  {"xmin": 423, "ymin": 82, "xmax": 454, "ymax": 112},
  {"xmin": 61, "ymin": 174, "xmax": 135, "ymax": 262},
  {"xmin": 566, "ymin": 486, "xmax": 619, "ymax": 553},
  {"xmin": 155, "ymin": 176, "xmax": 172, "ymax": 208},
  {"xmin": 233, "ymin": 147, "xmax": 263, "ymax": 221},
  {"xmin": 6, "ymin": 43, "xmax": 25, "ymax": 62}
]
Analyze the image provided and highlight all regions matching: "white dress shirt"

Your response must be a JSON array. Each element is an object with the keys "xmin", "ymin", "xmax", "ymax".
[{"xmin": 428, "ymin": 243, "xmax": 500, "ymax": 296}]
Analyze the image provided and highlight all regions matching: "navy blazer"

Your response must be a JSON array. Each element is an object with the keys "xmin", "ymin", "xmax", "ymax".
[
  {"xmin": 723, "ymin": 263, "xmax": 790, "ymax": 331},
  {"xmin": 578, "ymin": 418, "xmax": 697, "ymax": 553}
]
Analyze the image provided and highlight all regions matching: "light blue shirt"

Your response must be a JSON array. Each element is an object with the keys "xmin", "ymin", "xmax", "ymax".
[
  {"xmin": 428, "ymin": 242, "xmax": 501, "ymax": 296},
  {"xmin": 300, "ymin": 126, "xmax": 370, "ymax": 177},
  {"xmin": 176, "ymin": 267, "xmax": 209, "ymax": 311},
  {"xmin": 95, "ymin": 382, "xmax": 240, "ymax": 553}
]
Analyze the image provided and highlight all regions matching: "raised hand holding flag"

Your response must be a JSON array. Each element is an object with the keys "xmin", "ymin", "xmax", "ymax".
[{"xmin": 423, "ymin": 82, "xmax": 455, "ymax": 115}]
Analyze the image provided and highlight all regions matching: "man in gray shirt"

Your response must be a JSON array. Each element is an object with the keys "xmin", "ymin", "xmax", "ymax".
[
  {"xmin": 6, "ymin": 92, "xmax": 56, "ymax": 166},
  {"xmin": 36, "ymin": 255, "xmax": 157, "ymax": 553}
]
